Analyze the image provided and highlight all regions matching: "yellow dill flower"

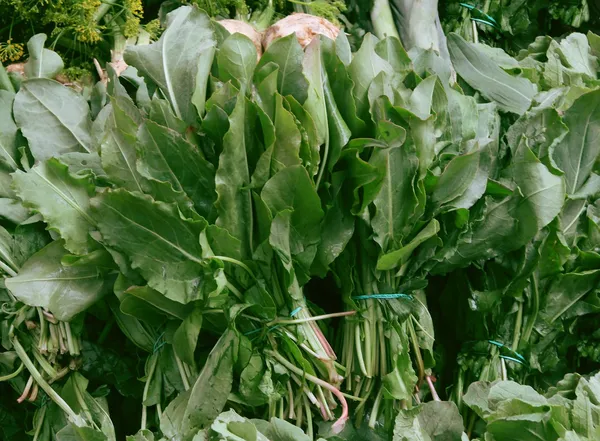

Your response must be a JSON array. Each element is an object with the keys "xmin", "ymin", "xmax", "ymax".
[
  {"xmin": 144, "ymin": 19, "xmax": 162, "ymax": 40},
  {"xmin": 75, "ymin": 25, "xmax": 102, "ymax": 43},
  {"xmin": 125, "ymin": 0, "xmax": 144, "ymax": 18},
  {"xmin": 124, "ymin": 16, "xmax": 141, "ymax": 38},
  {"xmin": 0, "ymin": 39, "xmax": 25, "ymax": 63}
]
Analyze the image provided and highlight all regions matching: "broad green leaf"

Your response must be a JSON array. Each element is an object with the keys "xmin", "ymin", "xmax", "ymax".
[
  {"xmin": 161, "ymin": 331, "xmax": 235, "ymax": 438},
  {"xmin": 91, "ymin": 189, "xmax": 208, "ymax": 304},
  {"xmin": 173, "ymin": 305, "xmax": 203, "ymax": 366},
  {"xmin": 553, "ymin": 89, "xmax": 600, "ymax": 195},
  {"xmin": 215, "ymin": 96, "xmax": 256, "ymax": 259},
  {"xmin": 12, "ymin": 158, "xmax": 96, "ymax": 255},
  {"xmin": 377, "ymin": 220, "xmax": 439, "ymax": 270},
  {"xmin": 0, "ymin": 90, "xmax": 19, "ymax": 170},
  {"xmin": 136, "ymin": 121, "xmax": 216, "ymax": 219},
  {"xmin": 211, "ymin": 410, "xmax": 269, "ymax": 441},
  {"xmin": 123, "ymin": 285, "xmax": 189, "ymax": 320},
  {"xmin": 124, "ymin": 6, "xmax": 216, "ymax": 123},
  {"xmin": 5, "ymin": 241, "xmax": 112, "ymax": 321},
  {"xmin": 322, "ymin": 38, "xmax": 367, "ymax": 137},
  {"xmin": 302, "ymin": 37, "xmax": 327, "ymax": 145},
  {"xmin": 256, "ymin": 34, "xmax": 308, "ymax": 104},
  {"xmin": 539, "ymin": 270, "xmax": 600, "ymax": 324},
  {"xmin": 148, "ymin": 97, "xmax": 187, "ymax": 133},
  {"xmin": 0, "ymin": 198, "xmax": 30, "ymax": 224},
  {"xmin": 217, "ymin": 33, "xmax": 257, "ymax": 90},
  {"xmin": 393, "ymin": 400, "xmax": 465, "ymax": 441},
  {"xmin": 432, "ymin": 146, "xmax": 490, "ymax": 211},
  {"xmin": 126, "ymin": 429, "xmax": 155, "ymax": 441},
  {"xmin": 261, "ymin": 166, "xmax": 324, "ymax": 263},
  {"xmin": 14, "ymin": 79, "xmax": 93, "ymax": 160},
  {"xmin": 23, "ymin": 34, "xmax": 63, "ymax": 79},
  {"xmin": 348, "ymin": 34, "xmax": 393, "ymax": 121},
  {"xmin": 252, "ymin": 95, "xmax": 302, "ymax": 187},
  {"xmin": 259, "ymin": 418, "xmax": 311, "ymax": 441},
  {"xmin": 101, "ymin": 128, "xmax": 145, "ymax": 192},
  {"xmin": 370, "ymin": 122, "xmax": 420, "ymax": 252},
  {"xmin": 447, "ymin": 33, "xmax": 536, "ymax": 114}
]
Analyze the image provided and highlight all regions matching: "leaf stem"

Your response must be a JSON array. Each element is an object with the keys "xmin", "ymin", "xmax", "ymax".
[
  {"xmin": 269, "ymin": 310, "xmax": 356, "ymax": 326},
  {"xmin": 266, "ymin": 350, "xmax": 348, "ymax": 433},
  {"xmin": 0, "ymin": 361, "xmax": 23, "ymax": 381},
  {"xmin": 12, "ymin": 335, "xmax": 79, "ymax": 421}
]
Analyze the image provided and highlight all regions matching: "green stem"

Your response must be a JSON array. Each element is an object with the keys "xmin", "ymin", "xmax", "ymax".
[
  {"xmin": 174, "ymin": 354, "xmax": 190, "ymax": 391},
  {"xmin": 0, "ymin": 258, "xmax": 18, "ymax": 277},
  {"xmin": 32, "ymin": 406, "xmax": 46, "ymax": 441},
  {"xmin": 94, "ymin": 0, "xmax": 119, "ymax": 22},
  {"xmin": 521, "ymin": 275, "xmax": 539, "ymax": 344},
  {"xmin": 12, "ymin": 336, "xmax": 78, "ymax": 421},
  {"xmin": 368, "ymin": 386, "xmax": 384, "ymax": 429},
  {"xmin": 267, "ymin": 350, "xmax": 349, "ymax": 433},
  {"xmin": 407, "ymin": 319, "xmax": 425, "ymax": 385},
  {"xmin": 512, "ymin": 301, "xmax": 523, "ymax": 352},
  {"xmin": 370, "ymin": 0, "xmax": 400, "ymax": 40},
  {"xmin": 270, "ymin": 310, "xmax": 356, "ymax": 326},
  {"xmin": 141, "ymin": 353, "xmax": 159, "ymax": 430},
  {"xmin": 0, "ymin": 361, "xmax": 23, "ymax": 381}
]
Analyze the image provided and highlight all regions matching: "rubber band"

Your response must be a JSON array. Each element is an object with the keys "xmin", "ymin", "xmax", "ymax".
[
  {"xmin": 351, "ymin": 293, "xmax": 413, "ymax": 301},
  {"xmin": 290, "ymin": 307, "xmax": 303, "ymax": 317}
]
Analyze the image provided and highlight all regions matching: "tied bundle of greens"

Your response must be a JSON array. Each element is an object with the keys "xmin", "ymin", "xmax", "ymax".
[{"xmin": 423, "ymin": 30, "xmax": 600, "ymax": 433}]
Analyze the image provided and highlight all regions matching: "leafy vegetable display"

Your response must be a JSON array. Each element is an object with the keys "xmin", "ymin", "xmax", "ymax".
[{"xmin": 0, "ymin": 1, "xmax": 599, "ymax": 441}]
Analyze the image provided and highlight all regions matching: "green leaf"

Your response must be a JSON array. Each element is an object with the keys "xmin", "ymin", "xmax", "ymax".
[
  {"xmin": 0, "ymin": 91, "xmax": 19, "ymax": 170},
  {"xmin": 370, "ymin": 122, "xmax": 420, "ymax": 252},
  {"xmin": 447, "ymin": 33, "xmax": 536, "ymax": 114},
  {"xmin": 161, "ymin": 331, "xmax": 235, "ymax": 438},
  {"xmin": 217, "ymin": 33, "xmax": 257, "ymax": 90},
  {"xmin": 256, "ymin": 34, "xmax": 308, "ymax": 104},
  {"xmin": 12, "ymin": 158, "xmax": 96, "ymax": 255},
  {"xmin": 348, "ymin": 34, "xmax": 393, "ymax": 121},
  {"xmin": 377, "ymin": 220, "xmax": 439, "ymax": 270},
  {"xmin": 553, "ymin": 89, "xmax": 600, "ymax": 195},
  {"xmin": 91, "ymin": 189, "xmax": 208, "ymax": 304},
  {"xmin": 124, "ymin": 6, "xmax": 216, "ymax": 123},
  {"xmin": 126, "ymin": 429, "xmax": 155, "ymax": 441},
  {"xmin": 136, "ymin": 121, "xmax": 216, "ymax": 219},
  {"xmin": 261, "ymin": 166, "xmax": 324, "ymax": 274},
  {"xmin": 539, "ymin": 270, "xmax": 600, "ymax": 324},
  {"xmin": 173, "ymin": 305, "xmax": 203, "ymax": 366},
  {"xmin": 259, "ymin": 418, "xmax": 311, "ymax": 441},
  {"xmin": 5, "ymin": 241, "xmax": 112, "ymax": 321},
  {"xmin": 23, "ymin": 34, "xmax": 64, "ymax": 79},
  {"xmin": 302, "ymin": 37, "xmax": 327, "ymax": 146},
  {"xmin": 14, "ymin": 79, "xmax": 93, "ymax": 160},
  {"xmin": 393, "ymin": 401, "xmax": 465, "ymax": 441},
  {"xmin": 215, "ymin": 96, "xmax": 257, "ymax": 259}
]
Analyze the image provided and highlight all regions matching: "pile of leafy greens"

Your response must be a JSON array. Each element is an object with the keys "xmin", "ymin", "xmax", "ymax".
[{"xmin": 0, "ymin": 2, "xmax": 599, "ymax": 441}]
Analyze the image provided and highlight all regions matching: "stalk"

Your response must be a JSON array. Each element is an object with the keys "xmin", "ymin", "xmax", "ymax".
[
  {"xmin": 370, "ymin": 0, "xmax": 400, "ymax": 40},
  {"xmin": 267, "ymin": 350, "xmax": 349, "ymax": 433},
  {"xmin": 12, "ymin": 335, "xmax": 79, "ymax": 421}
]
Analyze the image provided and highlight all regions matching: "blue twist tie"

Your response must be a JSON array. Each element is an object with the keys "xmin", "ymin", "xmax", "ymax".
[
  {"xmin": 488, "ymin": 340, "xmax": 526, "ymax": 363},
  {"xmin": 351, "ymin": 293, "xmax": 413, "ymax": 301}
]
